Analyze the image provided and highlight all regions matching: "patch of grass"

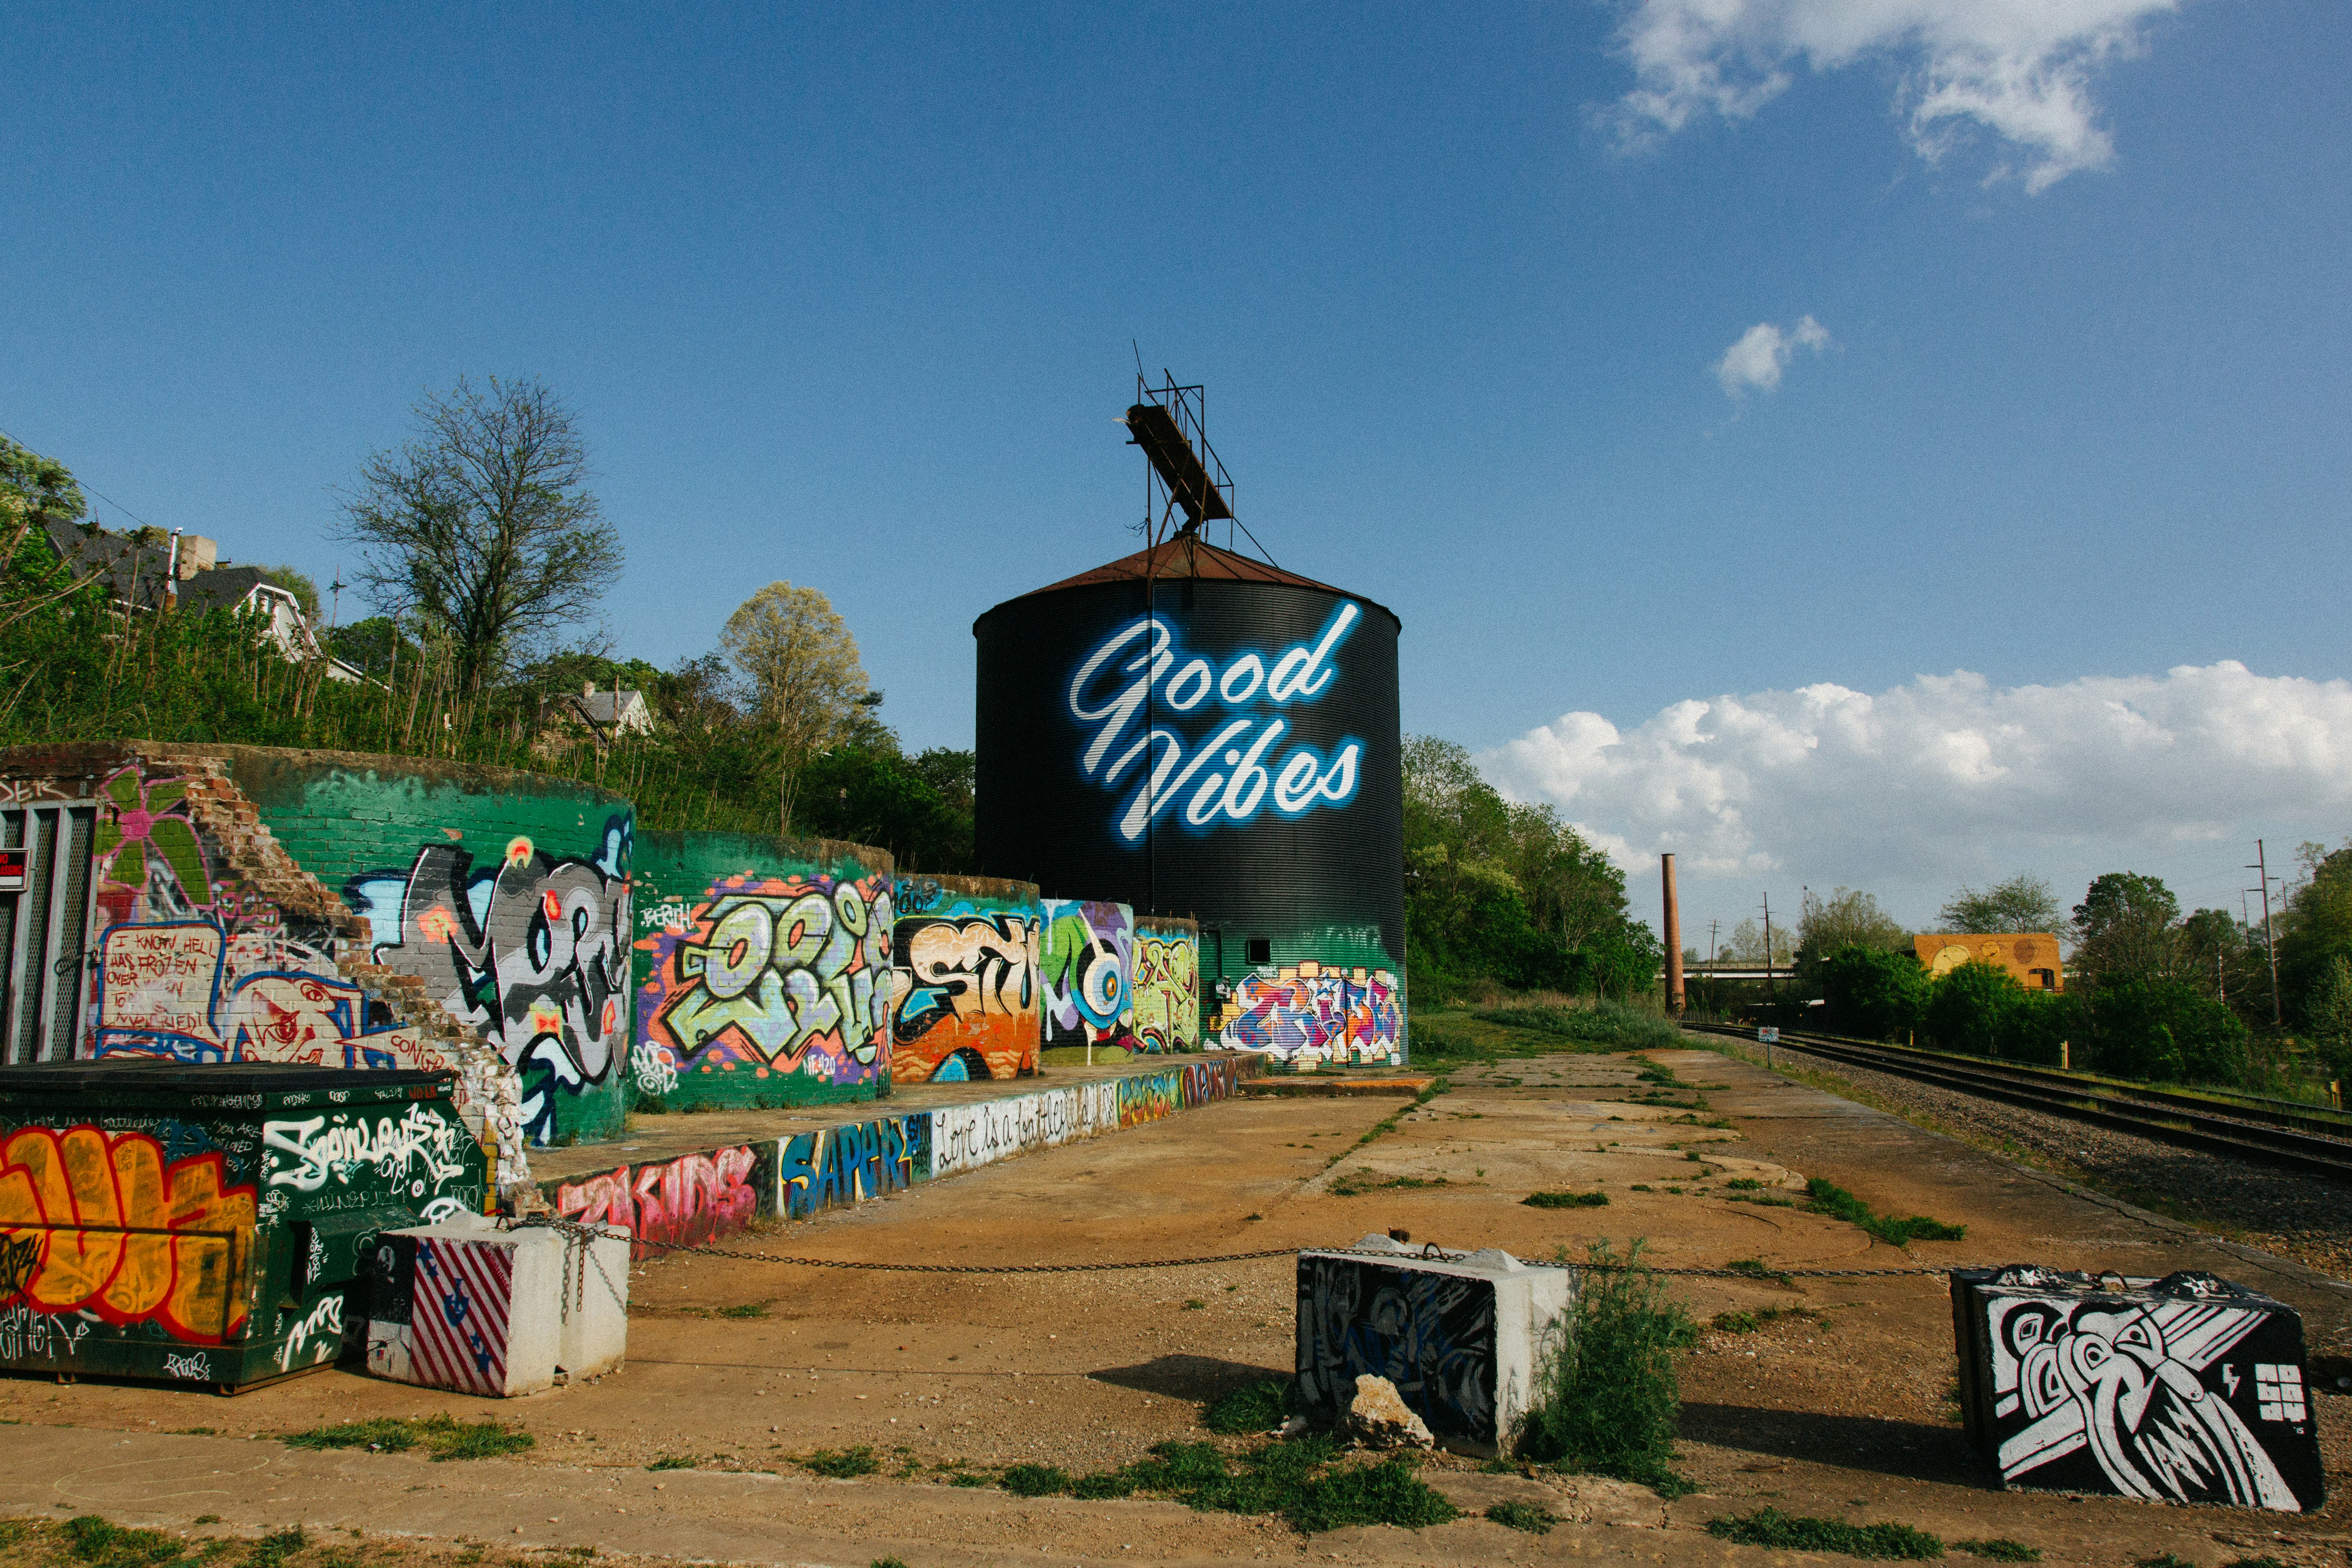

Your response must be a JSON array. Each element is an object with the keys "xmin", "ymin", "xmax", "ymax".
[
  {"xmin": 1727, "ymin": 1192, "xmax": 1796, "ymax": 1208},
  {"xmin": 1485, "ymin": 1500, "xmax": 1558, "ymax": 1534},
  {"xmin": 800, "ymin": 1446, "xmax": 880, "ymax": 1479},
  {"xmin": 282, "ymin": 1414, "xmax": 533, "ymax": 1462},
  {"xmin": 946, "ymin": 1472, "xmax": 990, "ymax": 1487},
  {"xmin": 1707, "ymin": 1508, "xmax": 1944, "ymax": 1559},
  {"xmin": 1054, "ymin": 1436, "xmax": 1458, "ymax": 1533},
  {"xmin": 1183, "ymin": 1299, "xmax": 1206, "ymax": 1309},
  {"xmin": 1073, "ymin": 1472, "xmax": 1137, "ymax": 1499},
  {"xmin": 1954, "ymin": 1540, "xmax": 2041, "ymax": 1562},
  {"xmin": 167, "ymin": 1427, "xmax": 217, "ymax": 1436},
  {"xmin": 1325, "ymin": 1078, "xmax": 1454, "ymax": 1168},
  {"xmin": 1468, "ymin": 1001, "xmax": 1686, "ymax": 1053},
  {"xmin": 1804, "ymin": 1178, "xmax": 1967, "ymax": 1246},
  {"xmin": 62, "ymin": 1516, "xmax": 189, "ymax": 1568},
  {"xmin": 1000, "ymin": 1463, "xmax": 1073, "ymax": 1497},
  {"xmin": 1288, "ymin": 1455, "xmax": 1459, "ymax": 1533},
  {"xmin": 1522, "ymin": 1190, "xmax": 1609, "ymax": 1209},
  {"xmin": 2136, "ymin": 1556, "xmax": 2198, "ymax": 1568},
  {"xmin": 1725, "ymin": 1177, "xmax": 1762, "ymax": 1190},
  {"xmin": 1724, "ymin": 1258, "xmax": 1793, "ymax": 1285},
  {"xmin": 1629, "ymin": 1183, "xmax": 1653, "ymax": 1192},
  {"xmin": 715, "ymin": 1302, "xmax": 769, "ymax": 1319},
  {"xmin": 1712, "ymin": 1306, "xmax": 1820, "ymax": 1335},
  {"xmin": 1517, "ymin": 1240, "xmax": 1697, "ymax": 1497},
  {"xmin": 191, "ymin": 1519, "xmax": 220, "ymax": 1528},
  {"xmin": 645, "ymin": 1454, "xmax": 700, "ymax": 1471},
  {"xmin": 1203, "ymin": 1377, "xmax": 1293, "ymax": 1435},
  {"xmin": 1328, "ymin": 1169, "xmax": 1449, "ymax": 1197},
  {"xmin": 871, "ymin": 1559, "xmax": 912, "ymax": 1568},
  {"xmin": 247, "ymin": 1529, "xmax": 308, "ymax": 1568}
]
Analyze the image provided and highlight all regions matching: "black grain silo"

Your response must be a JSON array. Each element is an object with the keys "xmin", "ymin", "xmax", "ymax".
[{"xmin": 974, "ymin": 529, "xmax": 1404, "ymax": 1038}]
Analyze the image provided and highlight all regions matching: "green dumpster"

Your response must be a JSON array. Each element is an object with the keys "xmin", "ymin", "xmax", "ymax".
[{"xmin": 0, "ymin": 1062, "xmax": 489, "ymax": 1390}]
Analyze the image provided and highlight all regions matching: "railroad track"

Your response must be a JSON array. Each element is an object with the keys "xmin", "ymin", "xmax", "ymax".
[{"xmin": 1686, "ymin": 1023, "xmax": 2352, "ymax": 1185}]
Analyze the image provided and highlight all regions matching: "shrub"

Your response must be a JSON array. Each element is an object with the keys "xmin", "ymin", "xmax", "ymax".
[
  {"xmin": 800, "ymin": 1446, "xmax": 880, "ymax": 1479},
  {"xmin": 283, "ymin": 1414, "xmax": 532, "ymax": 1462},
  {"xmin": 1000, "ymin": 1464, "xmax": 1073, "ymax": 1497},
  {"xmin": 1522, "ymin": 1190, "xmax": 1609, "ymax": 1209},
  {"xmin": 1922, "ymin": 961, "xmax": 2024, "ymax": 1056},
  {"xmin": 2084, "ymin": 980, "xmax": 2251, "ymax": 1085},
  {"xmin": 1515, "ymin": 1241, "xmax": 1694, "ymax": 1494}
]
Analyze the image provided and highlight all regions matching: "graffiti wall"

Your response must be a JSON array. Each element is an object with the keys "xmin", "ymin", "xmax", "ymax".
[
  {"xmin": 1209, "ymin": 962, "xmax": 1404, "ymax": 1067},
  {"xmin": 0, "ymin": 744, "xmax": 520, "ymax": 1174},
  {"xmin": 190, "ymin": 746, "xmax": 637, "ymax": 1155},
  {"xmin": 889, "ymin": 874, "xmax": 1041, "ymax": 1084},
  {"xmin": 550, "ymin": 1145, "xmax": 763, "ymax": 1261},
  {"xmin": 1131, "ymin": 917, "xmax": 1200, "ymax": 1054},
  {"xmin": 778, "ymin": 1115, "xmax": 929, "ymax": 1218},
  {"xmin": 1039, "ymin": 899, "xmax": 1134, "ymax": 1057},
  {"xmin": 632, "ymin": 832, "xmax": 894, "ymax": 1110}
]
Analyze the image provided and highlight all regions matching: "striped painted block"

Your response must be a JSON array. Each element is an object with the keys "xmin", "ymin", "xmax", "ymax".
[{"xmin": 365, "ymin": 1222, "xmax": 565, "ymax": 1398}]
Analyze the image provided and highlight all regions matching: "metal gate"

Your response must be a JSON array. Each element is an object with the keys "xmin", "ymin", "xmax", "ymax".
[{"xmin": 0, "ymin": 804, "xmax": 98, "ymax": 1063}]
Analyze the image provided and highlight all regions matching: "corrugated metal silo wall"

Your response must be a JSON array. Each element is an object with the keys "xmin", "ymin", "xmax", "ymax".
[{"xmin": 974, "ymin": 576, "xmax": 1402, "ymax": 1039}]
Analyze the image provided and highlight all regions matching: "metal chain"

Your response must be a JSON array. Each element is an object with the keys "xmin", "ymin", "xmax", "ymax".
[{"xmin": 605, "ymin": 1231, "xmax": 1977, "ymax": 1280}]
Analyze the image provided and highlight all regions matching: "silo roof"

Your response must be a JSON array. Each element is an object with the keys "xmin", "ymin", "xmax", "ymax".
[{"xmin": 1000, "ymin": 535, "xmax": 1399, "ymax": 627}]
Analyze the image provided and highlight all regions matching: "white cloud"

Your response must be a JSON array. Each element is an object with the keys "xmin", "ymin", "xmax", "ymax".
[
  {"xmin": 1716, "ymin": 315, "xmax": 1830, "ymax": 396},
  {"xmin": 1608, "ymin": 0, "xmax": 2177, "ymax": 193},
  {"xmin": 1476, "ymin": 662, "xmax": 2352, "ymax": 924}
]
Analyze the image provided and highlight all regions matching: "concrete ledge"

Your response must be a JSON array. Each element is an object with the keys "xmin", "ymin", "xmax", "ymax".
[{"xmin": 532, "ymin": 1053, "xmax": 1262, "ymax": 1256}]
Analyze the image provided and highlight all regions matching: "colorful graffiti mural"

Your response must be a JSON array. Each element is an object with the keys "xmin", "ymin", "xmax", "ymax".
[
  {"xmin": 347, "ymin": 818, "xmax": 633, "ymax": 1145},
  {"xmin": 0, "ymin": 1125, "xmax": 258, "ymax": 1342},
  {"xmin": 778, "ymin": 1117, "xmax": 928, "ymax": 1218},
  {"xmin": 550, "ymin": 1145, "xmax": 761, "ymax": 1260},
  {"xmin": 1039, "ymin": 899, "xmax": 1133, "ymax": 1054},
  {"xmin": 1211, "ymin": 963, "xmax": 1404, "ymax": 1065},
  {"xmin": 890, "ymin": 876, "xmax": 1041, "ymax": 1083},
  {"xmin": 1131, "ymin": 922, "xmax": 1200, "ymax": 1054},
  {"xmin": 633, "ymin": 870, "xmax": 894, "ymax": 1098}
]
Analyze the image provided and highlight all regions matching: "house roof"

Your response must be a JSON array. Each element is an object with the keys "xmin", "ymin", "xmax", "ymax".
[
  {"xmin": 577, "ymin": 689, "xmax": 648, "ymax": 724},
  {"xmin": 39, "ymin": 517, "xmax": 285, "ymax": 616}
]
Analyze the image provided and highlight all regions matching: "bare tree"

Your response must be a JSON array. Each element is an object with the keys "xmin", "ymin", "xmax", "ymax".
[
  {"xmin": 338, "ymin": 376, "xmax": 621, "ymax": 694},
  {"xmin": 721, "ymin": 581, "xmax": 871, "ymax": 832},
  {"xmin": 1939, "ymin": 872, "xmax": 2063, "ymax": 934}
]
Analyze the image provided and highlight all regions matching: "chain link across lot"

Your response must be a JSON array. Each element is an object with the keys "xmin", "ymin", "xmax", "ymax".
[{"xmin": 518, "ymin": 1218, "xmax": 1975, "ymax": 1280}]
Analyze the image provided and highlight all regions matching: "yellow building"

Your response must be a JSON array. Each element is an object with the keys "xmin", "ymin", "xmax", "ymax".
[{"xmin": 1915, "ymin": 933, "xmax": 2063, "ymax": 992}]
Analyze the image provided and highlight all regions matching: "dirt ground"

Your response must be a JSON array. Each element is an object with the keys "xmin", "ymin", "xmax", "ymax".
[{"xmin": 2, "ymin": 1038, "xmax": 2347, "ymax": 1567}]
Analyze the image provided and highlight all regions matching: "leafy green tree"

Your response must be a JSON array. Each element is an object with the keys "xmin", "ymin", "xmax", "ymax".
[
  {"xmin": 339, "ymin": 375, "xmax": 623, "ymax": 695},
  {"xmin": 2083, "ymin": 980, "xmax": 2249, "ymax": 1084},
  {"xmin": 1940, "ymin": 873, "xmax": 2063, "ymax": 934},
  {"xmin": 0, "ymin": 436, "xmax": 88, "ymax": 520},
  {"xmin": 2278, "ymin": 842, "xmax": 2352, "ymax": 1030},
  {"xmin": 2301, "ymin": 954, "xmax": 2352, "ymax": 1084},
  {"xmin": 1797, "ymin": 888, "xmax": 1908, "ymax": 968},
  {"xmin": 2070, "ymin": 872, "xmax": 2180, "ymax": 988},
  {"xmin": 1922, "ymin": 961, "xmax": 2025, "ymax": 1055},
  {"xmin": 259, "ymin": 565, "xmax": 320, "ymax": 618},
  {"xmin": 1818, "ymin": 945, "xmax": 1926, "ymax": 1041},
  {"xmin": 721, "ymin": 581, "xmax": 873, "ymax": 834}
]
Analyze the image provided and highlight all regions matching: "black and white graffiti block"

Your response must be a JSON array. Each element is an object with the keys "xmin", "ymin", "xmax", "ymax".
[
  {"xmin": 1296, "ymin": 1235, "xmax": 1573, "ymax": 1456},
  {"xmin": 1952, "ymin": 1265, "xmax": 2325, "ymax": 1512}
]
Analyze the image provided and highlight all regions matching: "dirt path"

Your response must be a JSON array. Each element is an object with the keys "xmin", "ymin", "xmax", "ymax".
[{"xmin": 0, "ymin": 1039, "xmax": 2345, "ymax": 1566}]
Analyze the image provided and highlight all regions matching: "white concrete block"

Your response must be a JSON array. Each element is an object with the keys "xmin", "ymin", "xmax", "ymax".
[
  {"xmin": 553, "ymin": 1223, "xmax": 631, "ymax": 1379},
  {"xmin": 365, "ymin": 1223, "xmax": 566, "ymax": 1397},
  {"xmin": 1296, "ymin": 1234, "xmax": 1576, "ymax": 1457}
]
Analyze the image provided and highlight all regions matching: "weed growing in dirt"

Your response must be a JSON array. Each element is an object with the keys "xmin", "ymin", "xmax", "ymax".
[
  {"xmin": 1522, "ymin": 1191, "xmax": 1609, "ymax": 1208},
  {"xmin": 1203, "ymin": 1378, "xmax": 1293, "ymax": 1435},
  {"xmin": 1953, "ymin": 1540, "xmax": 2040, "ymax": 1562},
  {"xmin": 644, "ymin": 1455, "xmax": 699, "ymax": 1472},
  {"xmin": 168, "ymin": 1428, "xmax": 217, "ymax": 1437},
  {"xmin": 1804, "ymin": 1179, "xmax": 1967, "ymax": 1246},
  {"xmin": 1183, "ymin": 1299, "xmax": 1206, "ymax": 1309},
  {"xmin": 946, "ymin": 1473, "xmax": 989, "ymax": 1487},
  {"xmin": 799, "ymin": 1447, "xmax": 880, "ymax": 1479},
  {"xmin": 1327, "ymin": 1079, "xmax": 1454, "ymax": 1168},
  {"xmin": 999, "ymin": 1465, "xmax": 1072, "ymax": 1497},
  {"xmin": 870, "ymin": 1559, "xmax": 912, "ymax": 1568},
  {"xmin": 1484, "ymin": 1501, "xmax": 1557, "ymax": 1534},
  {"xmin": 1707, "ymin": 1508, "xmax": 1943, "ymax": 1559},
  {"xmin": 2135, "ymin": 1556, "xmax": 2197, "ymax": 1568},
  {"xmin": 1724, "ymin": 1258, "xmax": 1794, "ymax": 1285},
  {"xmin": 1002, "ymin": 1435, "xmax": 1457, "ymax": 1533},
  {"xmin": 1711, "ymin": 1307, "xmax": 1820, "ymax": 1335},
  {"xmin": 1516, "ymin": 1240, "xmax": 1696, "ymax": 1497},
  {"xmin": 247, "ymin": 1530, "xmax": 308, "ymax": 1568},
  {"xmin": 282, "ymin": 1416, "xmax": 532, "ymax": 1462},
  {"xmin": 715, "ymin": 1303, "xmax": 769, "ymax": 1319}
]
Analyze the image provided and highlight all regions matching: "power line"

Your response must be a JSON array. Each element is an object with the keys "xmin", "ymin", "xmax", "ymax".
[{"xmin": 0, "ymin": 422, "xmax": 167, "ymax": 534}]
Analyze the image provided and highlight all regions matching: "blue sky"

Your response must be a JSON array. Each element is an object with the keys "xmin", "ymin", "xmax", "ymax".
[{"xmin": 8, "ymin": 2, "xmax": 2350, "ymax": 940}]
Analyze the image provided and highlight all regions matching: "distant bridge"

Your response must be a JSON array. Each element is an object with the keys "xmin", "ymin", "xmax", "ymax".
[{"xmin": 1656, "ymin": 964, "xmax": 1796, "ymax": 983}]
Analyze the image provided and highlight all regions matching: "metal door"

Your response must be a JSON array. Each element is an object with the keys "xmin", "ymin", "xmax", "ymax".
[{"xmin": 0, "ymin": 804, "xmax": 98, "ymax": 1062}]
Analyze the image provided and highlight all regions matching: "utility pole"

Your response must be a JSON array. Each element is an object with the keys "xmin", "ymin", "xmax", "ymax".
[
  {"xmin": 1762, "ymin": 892, "xmax": 1775, "ymax": 998},
  {"xmin": 1661, "ymin": 854, "xmax": 1685, "ymax": 1016},
  {"xmin": 2249, "ymin": 839, "xmax": 2282, "ymax": 1026}
]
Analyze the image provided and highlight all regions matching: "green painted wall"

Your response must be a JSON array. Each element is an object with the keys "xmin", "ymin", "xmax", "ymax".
[
  {"xmin": 198, "ymin": 747, "xmax": 636, "ymax": 1147},
  {"xmin": 631, "ymin": 830, "xmax": 894, "ymax": 1111}
]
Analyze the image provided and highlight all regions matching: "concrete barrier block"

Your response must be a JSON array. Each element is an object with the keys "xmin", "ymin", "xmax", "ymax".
[
  {"xmin": 1296, "ymin": 1234, "xmax": 1575, "ymax": 1458},
  {"xmin": 365, "ymin": 1222, "xmax": 566, "ymax": 1397},
  {"xmin": 1951, "ymin": 1265, "xmax": 2326, "ymax": 1512},
  {"xmin": 553, "ymin": 1224, "xmax": 631, "ymax": 1378}
]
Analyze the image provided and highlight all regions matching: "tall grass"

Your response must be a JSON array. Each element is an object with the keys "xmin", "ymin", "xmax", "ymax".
[{"xmin": 1516, "ymin": 1241, "xmax": 1695, "ymax": 1495}]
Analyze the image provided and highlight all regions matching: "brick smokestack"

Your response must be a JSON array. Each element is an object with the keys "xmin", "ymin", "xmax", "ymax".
[{"xmin": 1661, "ymin": 852, "xmax": 1684, "ymax": 1014}]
